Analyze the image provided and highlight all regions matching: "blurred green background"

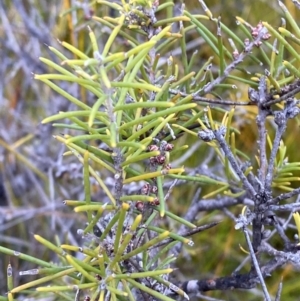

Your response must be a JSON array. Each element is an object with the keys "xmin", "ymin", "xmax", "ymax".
[{"xmin": 1, "ymin": 0, "xmax": 300, "ymax": 300}]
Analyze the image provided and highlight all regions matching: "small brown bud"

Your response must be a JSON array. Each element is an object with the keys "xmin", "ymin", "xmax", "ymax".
[
  {"xmin": 151, "ymin": 186, "xmax": 158, "ymax": 193},
  {"xmin": 164, "ymin": 163, "xmax": 172, "ymax": 170},
  {"xmin": 135, "ymin": 201, "xmax": 144, "ymax": 211},
  {"xmin": 164, "ymin": 143, "xmax": 174, "ymax": 151},
  {"xmin": 151, "ymin": 198, "xmax": 160, "ymax": 205},
  {"xmin": 150, "ymin": 156, "xmax": 157, "ymax": 164},
  {"xmin": 156, "ymin": 155, "xmax": 165, "ymax": 164},
  {"xmin": 148, "ymin": 144, "xmax": 159, "ymax": 152},
  {"xmin": 141, "ymin": 183, "xmax": 150, "ymax": 194}
]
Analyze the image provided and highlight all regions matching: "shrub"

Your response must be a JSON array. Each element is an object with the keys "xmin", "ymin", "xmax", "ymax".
[{"xmin": 2, "ymin": 1, "xmax": 300, "ymax": 300}]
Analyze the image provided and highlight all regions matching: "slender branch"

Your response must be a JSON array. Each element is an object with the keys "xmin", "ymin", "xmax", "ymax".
[
  {"xmin": 268, "ymin": 187, "xmax": 300, "ymax": 204},
  {"xmin": 178, "ymin": 225, "xmax": 294, "ymax": 295},
  {"xmin": 170, "ymin": 188, "xmax": 202, "ymax": 256},
  {"xmin": 153, "ymin": 221, "xmax": 220, "ymax": 249},
  {"xmin": 250, "ymin": 76, "xmax": 272, "ymax": 255},
  {"xmin": 243, "ymin": 227, "xmax": 272, "ymax": 301},
  {"xmin": 195, "ymin": 197, "xmax": 239, "ymax": 211},
  {"xmin": 272, "ymin": 217, "xmax": 291, "ymax": 247},
  {"xmin": 179, "ymin": 252, "xmax": 286, "ymax": 294},
  {"xmin": 193, "ymin": 195, "xmax": 254, "ymax": 212},
  {"xmin": 264, "ymin": 82, "xmax": 300, "ymax": 107},
  {"xmin": 169, "ymin": 89, "xmax": 254, "ymax": 106},
  {"xmin": 181, "ymin": 272, "xmax": 258, "ymax": 293},
  {"xmin": 199, "ymin": 27, "xmax": 269, "ymax": 96},
  {"xmin": 256, "ymin": 76, "xmax": 268, "ymax": 187},
  {"xmin": 260, "ymin": 242, "xmax": 300, "ymax": 264},
  {"xmin": 170, "ymin": 27, "xmax": 269, "ymax": 106},
  {"xmin": 275, "ymin": 280, "xmax": 283, "ymax": 301},
  {"xmin": 268, "ymin": 202, "xmax": 300, "ymax": 211},
  {"xmin": 264, "ymin": 112, "xmax": 287, "ymax": 193},
  {"xmin": 213, "ymin": 129, "xmax": 257, "ymax": 198}
]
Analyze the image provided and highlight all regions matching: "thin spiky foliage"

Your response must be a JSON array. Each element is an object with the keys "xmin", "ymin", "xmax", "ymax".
[{"xmin": 2, "ymin": 1, "xmax": 300, "ymax": 301}]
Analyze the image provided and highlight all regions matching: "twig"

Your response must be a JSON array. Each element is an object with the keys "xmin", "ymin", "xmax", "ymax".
[
  {"xmin": 274, "ymin": 280, "xmax": 283, "ymax": 301},
  {"xmin": 199, "ymin": 27, "xmax": 269, "ymax": 96},
  {"xmin": 272, "ymin": 217, "xmax": 291, "ymax": 247},
  {"xmin": 264, "ymin": 84, "xmax": 300, "ymax": 107},
  {"xmin": 106, "ymin": 91, "xmax": 123, "ymax": 203},
  {"xmin": 180, "ymin": 251, "xmax": 286, "ymax": 294},
  {"xmin": 152, "ymin": 221, "xmax": 220, "ymax": 249},
  {"xmin": 194, "ymin": 196, "xmax": 251, "ymax": 212},
  {"xmin": 268, "ymin": 187, "xmax": 300, "ymax": 204},
  {"xmin": 169, "ymin": 89, "xmax": 253, "ymax": 106},
  {"xmin": 213, "ymin": 128, "xmax": 257, "ymax": 198},
  {"xmin": 243, "ymin": 227, "xmax": 272, "ymax": 301},
  {"xmin": 169, "ymin": 27, "xmax": 270, "ymax": 107},
  {"xmin": 268, "ymin": 202, "xmax": 300, "ymax": 212},
  {"xmin": 232, "ymin": 254, "xmax": 251, "ymax": 274},
  {"xmin": 181, "ymin": 272, "xmax": 258, "ymax": 293},
  {"xmin": 260, "ymin": 242, "xmax": 300, "ymax": 265},
  {"xmin": 265, "ymin": 111, "xmax": 287, "ymax": 193},
  {"xmin": 164, "ymin": 179, "xmax": 178, "ymax": 202},
  {"xmin": 256, "ymin": 76, "xmax": 269, "ymax": 187},
  {"xmin": 170, "ymin": 188, "xmax": 201, "ymax": 256}
]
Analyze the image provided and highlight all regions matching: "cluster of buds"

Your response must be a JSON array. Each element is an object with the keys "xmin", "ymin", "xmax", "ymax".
[
  {"xmin": 148, "ymin": 142, "xmax": 174, "ymax": 152},
  {"xmin": 250, "ymin": 21, "xmax": 271, "ymax": 46},
  {"xmin": 135, "ymin": 198, "xmax": 160, "ymax": 212},
  {"xmin": 135, "ymin": 183, "xmax": 160, "ymax": 211},
  {"xmin": 135, "ymin": 201, "xmax": 145, "ymax": 211},
  {"xmin": 124, "ymin": 0, "xmax": 160, "ymax": 38},
  {"xmin": 150, "ymin": 197, "xmax": 160, "ymax": 206},
  {"xmin": 141, "ymin": 183, "xmax": 158, "ymax": 195},
  {"xmin": 148, "ymin": 143, "xmax": 174, "ymax": 166},
  {"xmin": 160, "ymin": 141, "xmax": 174, "ymax": 152},
  {"xmin": 150, "ymin": 154, "xmax": 166, "ymax": 165}
]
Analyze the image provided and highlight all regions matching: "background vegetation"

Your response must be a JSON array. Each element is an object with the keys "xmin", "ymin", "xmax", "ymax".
[{"xmin": 1, "ymin": 0, "xmax": 300, "ymax": 300}]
